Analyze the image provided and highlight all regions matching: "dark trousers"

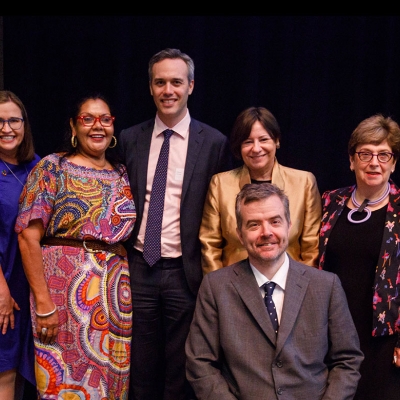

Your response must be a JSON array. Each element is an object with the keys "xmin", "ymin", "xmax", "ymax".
[{"xmin": 129, "ymin": 249, "xmax": 196, "ymax": 400}]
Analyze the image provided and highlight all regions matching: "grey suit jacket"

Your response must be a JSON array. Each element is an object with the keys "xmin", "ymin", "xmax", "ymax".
[
  {"xmin": 186, "ymin": 257, "xmax": 364, "ymax": 400},
  {"xmin": 118, "ymin": 118, "xmax": 232, "ymax": 295}
]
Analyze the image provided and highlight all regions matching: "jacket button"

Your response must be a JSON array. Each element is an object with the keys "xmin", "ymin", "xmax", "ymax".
[{"xmin": 276, "ymin": 360, "xmax": 283, "ymax": 368}]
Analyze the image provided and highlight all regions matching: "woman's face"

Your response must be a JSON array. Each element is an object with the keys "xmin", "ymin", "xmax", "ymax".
[
  {"xmin": 0, "ymin": 101, "xmax": 24, "ymax": 160},
  {"xmin": 71, "ymin": 99, "xmax": 114, "ymax": 158},
  {"xmin": 350, "ymin": 139, "xmax": 396, "ymax": 189},
  {"xmin": 240, "ymin": 120, "xmax": 279, "ymax": 175}
]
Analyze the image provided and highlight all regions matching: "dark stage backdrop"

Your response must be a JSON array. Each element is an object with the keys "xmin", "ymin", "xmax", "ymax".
[{"xmin": 2, "ymin": 15, "xmax": 400, "ymax": 194}]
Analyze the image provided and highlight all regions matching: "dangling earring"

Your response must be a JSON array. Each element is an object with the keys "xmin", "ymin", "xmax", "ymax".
[
  {"xmin": 109, "ymin": 136, "xmax": 117, "ymax": 149},
  {"xmin": 71, "ymin": 135, "xmax": 77, "ymax": 148}
]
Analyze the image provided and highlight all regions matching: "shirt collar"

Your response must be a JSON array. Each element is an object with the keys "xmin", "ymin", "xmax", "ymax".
[
  {"xmin": 154, "ymin": 109, "xmax": 191, "ymax": 139},
  {"xmin": 250, "ymin": 253, "xmax": 289, "ymax": 290}
]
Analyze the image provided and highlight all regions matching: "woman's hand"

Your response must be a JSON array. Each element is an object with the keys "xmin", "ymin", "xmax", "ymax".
[
  {"xmin": 393, "ymin": 347, "xmax": 400, "ymax": 368},
  {"xmin": 0, "ymin": 275, "xmax": 20, "ymax": 334},
  {"xmin": 36, "ymin": 307, "xmax": 59, "ymax": 344}
]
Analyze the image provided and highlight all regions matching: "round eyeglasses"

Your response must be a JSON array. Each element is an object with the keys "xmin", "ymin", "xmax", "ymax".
[
  {"xmin": 77, "ymin": 115, "xmax": 115, "ymax": 127},
  {"xmin": 0, "ymin": 117, "xmax": 24, "ymax": 130},
  {"xmin": 355, "ymin": 151, "xmax": 394, "ymax": 163}
]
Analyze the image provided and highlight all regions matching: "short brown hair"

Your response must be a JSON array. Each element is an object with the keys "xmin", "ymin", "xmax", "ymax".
[
  {"xmin": 235, "ymin": 183, "xmax": 290, "ymax": 230},
  {"xmin": 348, "ymin": 114, "xmax": 400, "ymax": 160},
  {"xmin": 230, "ymin": 107, "xmax": 281, "ymax": 160}
]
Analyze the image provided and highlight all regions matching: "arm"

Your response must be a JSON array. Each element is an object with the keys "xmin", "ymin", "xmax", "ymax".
[
  {"xmin": 18, "ymin": 219, "xmax": 58, "ymax": 344},
  {"xmin": 0, "ymin": 267, "xmax": 20, "ymax": 334},
  {"xmin": 185, "ymin": 275, "xmax": 237, "ymax": 399},
  {"xmin": 322, "ymin": 274, "xmax": 363, "ymax": 400},
  {"xmin": 199, "ymin": 176, "xmax": 224, "ymax": 274},
  {"xmin": 299, "ymin": 172, "xmax": 322, "ymax": 267}
]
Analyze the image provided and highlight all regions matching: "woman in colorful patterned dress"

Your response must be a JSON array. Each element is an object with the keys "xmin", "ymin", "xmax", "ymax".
[
  {"xmin": 0, "ymin": 91, "xmax": 40, "ymax": 399},
  {"xmin": 318, "ymin": 114, "xmax": 400, "ymax": 399},
  {"xmin": 15, "ymin": 93, "xmax": 136, "ymax": 399}
]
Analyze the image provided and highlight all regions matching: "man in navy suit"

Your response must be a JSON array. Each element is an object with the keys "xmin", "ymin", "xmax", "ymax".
[
  {"xmin": 119, "ymin": 48, "xmax": 232, "ymax": 400},
  {"xmin": 186, "ymin": 183, "xmax": 364, "ymax": 399}
]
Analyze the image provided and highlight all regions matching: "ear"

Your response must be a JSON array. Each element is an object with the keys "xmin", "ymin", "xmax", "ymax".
[
  {"xmin": 188, "ymin": 79, "xmax": 194, "ymax": 95},
  {"xmin": 69, "ymin": 118, "xmax": 75, "ymax": 133},
  {"xmin": 236, "ymin": 227, "xmax": 244, "ymax": 246},
  {"xmin": 349, "ymin": 155, "xmax": 355, "ymax": 172},
  {"xmin": 149, "ymin": 83, "xmax": 154, "ymax": 96}
]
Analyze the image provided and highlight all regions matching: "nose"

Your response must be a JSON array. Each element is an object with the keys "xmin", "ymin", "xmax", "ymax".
[
  {"xmin": 251, "ymin": 140, "xmax": 262, "ymax": 152},
  {"xmin": 260, "ymin": 222, "xmax": 272, "ymax": 237},
  {"xmin": 0, "ymin": 121, "xmax": 12, "ymax": 132},
  {"xmin": 163, "ymin": 82, "xmax": 174, "ymax": 94}
]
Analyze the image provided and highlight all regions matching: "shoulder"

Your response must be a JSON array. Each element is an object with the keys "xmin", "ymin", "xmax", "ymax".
[
  {"xmin": 276, "ymin": 162, "xmax": 316, "ymax": 180},
  {"xmin": 210, "ymin": 166, "xmax": 243, "ymax": 183},
  {"xmin": 119, "ymin": 118, "xmax": 154, "ymax": 137},
  {"xmin": 290, "ymin": 257, "xmax": 338, "ymax": 283},
  {"xmin": 321, "ymin": 185, "xmax": 353, "ymax": 200},
  {"xmin": 190, "ymin": 118, "xmax": 227, "ymax": 141}
]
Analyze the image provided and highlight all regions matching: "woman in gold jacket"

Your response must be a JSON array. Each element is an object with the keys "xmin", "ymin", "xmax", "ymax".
[{"xmin": 200, "ymin": 107, "xmax": 322, "ymax": 274}]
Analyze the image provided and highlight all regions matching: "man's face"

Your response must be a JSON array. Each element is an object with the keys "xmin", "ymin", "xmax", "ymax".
[
  {"xmin": 149, "ymin": 58, "xmax": 194, "ymax": 126},
  {"xmin": 236, "ymin": 195, "xmax": 290, "ymax": 268}
]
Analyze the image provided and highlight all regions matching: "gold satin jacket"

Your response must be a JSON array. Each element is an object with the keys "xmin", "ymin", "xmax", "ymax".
[{"xmin": 200, "ymin": 160, "xmax": 321, "ymax": 274}]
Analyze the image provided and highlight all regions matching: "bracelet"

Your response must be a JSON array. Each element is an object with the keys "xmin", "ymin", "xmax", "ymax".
[{"xmin": 35, "ymin": 305, "xmax": 57, "ymax": 318}]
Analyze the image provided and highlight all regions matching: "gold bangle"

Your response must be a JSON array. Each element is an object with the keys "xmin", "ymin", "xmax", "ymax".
[{"xmin": 35, "ymin": 305, "xmax": 57, "ymax": 318}]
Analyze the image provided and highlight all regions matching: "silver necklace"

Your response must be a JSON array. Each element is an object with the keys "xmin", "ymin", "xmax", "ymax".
[
  {"xmin": 1, "ymin": 159, "xmax": 28, "ymax": 187},
  {"xmin": 347, "ymin": 182, "xmax": 390, "ymax": 224}
]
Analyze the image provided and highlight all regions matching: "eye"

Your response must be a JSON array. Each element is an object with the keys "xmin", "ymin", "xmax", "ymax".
[
  {"xmin": 101, "ymin": 116, "xmax": 113, "ymax": 124},
  {"xmin": 83, "ymin": 116, "xmax": 94, "ymax": 123}
]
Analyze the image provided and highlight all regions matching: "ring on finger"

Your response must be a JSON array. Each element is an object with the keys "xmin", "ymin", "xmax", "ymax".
[{"xmin": 41, "ymin": 327, "xmax": 48, "ymax": 335}]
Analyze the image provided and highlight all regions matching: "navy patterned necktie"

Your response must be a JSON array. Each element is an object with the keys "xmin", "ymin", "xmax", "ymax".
[
  {"xmin": 263, "ymin": 282, "xmax": 279, "ymax": 334},
  {"xmin": 143, "ymin": 129, "xmax": 174, "ymax": 266}
]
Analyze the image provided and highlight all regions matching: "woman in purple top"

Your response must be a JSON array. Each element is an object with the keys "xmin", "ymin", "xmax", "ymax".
[{"xmin": 0, "ymin": 90, "xmax": 40, "ymax": 399}]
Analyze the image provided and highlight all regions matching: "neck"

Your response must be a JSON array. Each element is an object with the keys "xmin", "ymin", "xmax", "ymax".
[
  {"xmin": 354, "ymin": 182, "xmax": 390, "ymax": 204},
  {"xmin": 249, "ymin": 168, "xmax": 272, "ymax": 182},
  {"xmin": 157, "ymin": 109, "xmax": 187, "ymax": 129},
  {"xmin": 0, "ymin": 150, "xmax": 18, "ymax": 164},
  {"xmin": 252, "ymin": 254, "xmax": 285, "ymax": 280},
  {"xmin": 72, "ymin": 152, "xmax": 108, "ymax": 169}
]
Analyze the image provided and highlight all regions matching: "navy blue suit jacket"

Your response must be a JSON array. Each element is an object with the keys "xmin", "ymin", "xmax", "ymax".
[{"xmin": 118, "ymin": 118, "xmax": 232, "ymax": 295}]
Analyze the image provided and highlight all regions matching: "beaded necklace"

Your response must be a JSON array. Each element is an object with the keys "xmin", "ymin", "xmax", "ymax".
[
  {"xmin": 1, "ymin": 159, "xmax": 28, "ymax": 187},
  {"xmin": 347, "ymin": 182, "xmax": 390, "ymax": 224}
]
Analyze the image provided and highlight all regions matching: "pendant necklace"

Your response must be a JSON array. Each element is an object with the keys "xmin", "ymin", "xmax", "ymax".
[
  {"xmin": 1, "ymin": 159, "xmax": 28, "ymax": 187},
  {"xmin": 347, "ymin": 182, "xmax": 390, "ymax": 224}
]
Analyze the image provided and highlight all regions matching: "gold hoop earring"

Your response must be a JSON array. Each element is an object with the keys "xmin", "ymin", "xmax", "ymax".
[
  {"xmin": 71, "ymin": 136, "xmax": 77, "ymax": 148},
  {"xmin": 109, "ymin": 136, "xmax": 117, "ymax": 149}
]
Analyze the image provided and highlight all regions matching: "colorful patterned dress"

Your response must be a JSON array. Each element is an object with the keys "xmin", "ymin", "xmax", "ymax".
[{"xmin": 15, "ymin": 153, "xmax": 136, "ymax": 399}]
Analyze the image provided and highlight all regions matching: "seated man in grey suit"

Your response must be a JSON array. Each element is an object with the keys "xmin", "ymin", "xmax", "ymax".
[{"xmin": 186, "ymin": 183, "xmax": 364, "ymax": 400}]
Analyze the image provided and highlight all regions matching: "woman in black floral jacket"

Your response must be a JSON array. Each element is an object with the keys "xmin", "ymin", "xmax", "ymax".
[{"xmin": 318, "ymin": 114, "xmax": 400, "ymax": 400}]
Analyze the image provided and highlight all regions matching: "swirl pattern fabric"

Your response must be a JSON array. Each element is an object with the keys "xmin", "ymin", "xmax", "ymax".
[{"xmin": 15, "ymin": 153, "xmax": 136, "ymax": 399}]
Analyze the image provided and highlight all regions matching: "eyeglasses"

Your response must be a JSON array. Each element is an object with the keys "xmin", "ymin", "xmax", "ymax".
[
  {"xmin": 355, "ymin": 151, "xmax": 394, "ymax": 163},
  {"xmin": 0, "ymin": 117, "xmax": 24, "ymax": 130},
  {"xmin": 77, "ymin": 115, "xmax": 115, "ymax": 127}
]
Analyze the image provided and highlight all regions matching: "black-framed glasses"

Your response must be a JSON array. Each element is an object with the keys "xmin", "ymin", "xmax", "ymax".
[
  {"xmin": 77, "ymin": 115, "xmax": 115, "ymax": 127},
  {"xmin": 0, "ymin": 117, "xmax": 24, "ymax": 130},
  {"xmin": 355, "ymin": 151, "xmax": 394, "ymax": 163}
]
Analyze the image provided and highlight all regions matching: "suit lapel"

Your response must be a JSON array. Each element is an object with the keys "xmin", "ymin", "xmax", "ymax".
[
  {"xmin": 276, "ymin": 262, "xmax": 309, "ymax": 354},
  {"xmin": 231, "ymin": 260, "xmax": 278, "ymax": 345},
  {"xmin": 182, "ymin": 120, "xmax": 204, "ymax": 202},
  {"xmin": 137, "ymin": 122, "xmax": 154, "ymax": 214}
]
